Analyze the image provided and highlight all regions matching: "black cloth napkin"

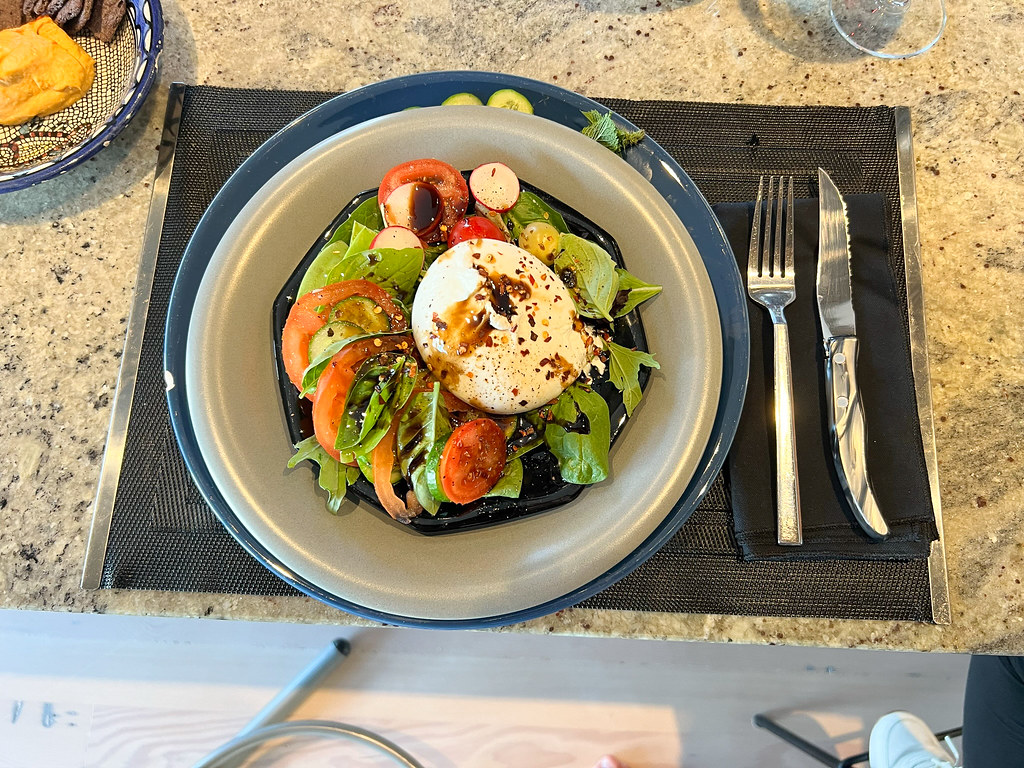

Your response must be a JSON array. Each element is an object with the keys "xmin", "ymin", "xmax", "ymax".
[{"xmin": 715, "ymin": 194, "xmax": 939, "ymax": 561}]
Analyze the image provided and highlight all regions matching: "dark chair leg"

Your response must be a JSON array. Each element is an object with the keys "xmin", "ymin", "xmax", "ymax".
[{"xmin": 753, "ymin": 713, "xmax": 845, "ymax": 767}]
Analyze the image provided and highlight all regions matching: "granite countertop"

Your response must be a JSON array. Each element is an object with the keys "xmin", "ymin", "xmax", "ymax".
[{"xmin": 2, "ymin": 0, "xmax": 1021, "ymax": 653}]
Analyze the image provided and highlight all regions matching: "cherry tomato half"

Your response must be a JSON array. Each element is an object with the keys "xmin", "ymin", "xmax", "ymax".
[
  {"xmin": 439, "ymin": 418, "xmax": 508, "ymax": 504},
  {"xmin": 446, "ymin": 216, "xmax": 508, "ymax": 248},
  {"xmin": 378, "ymin": 159, "xmax": 469, "ymax": 241}
]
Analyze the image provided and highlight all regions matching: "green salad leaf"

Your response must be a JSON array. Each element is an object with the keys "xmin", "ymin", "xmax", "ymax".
[
  {"xmin": 397, "ymin": 382, "xmax": 452, "ymax": 516},
  {"xmin": 298, "ymin": 221, "xmax": 380, "ymax": 298},
  {"xmin": 504, "ymin": 190, "xmax": 569, "ymax": 239},
  {"xmin": 581, "ymin": 110, "xmax": 646, "ymax": 154},
  {"xmin": 613, "ymin": 267, "xmax": 662, "ymax": 317},
  {"xmin": 336, "ymin": 353, "xmax": 417, "ymax": 463},
  {"xmin": 300, "ymin": 330, "xmax": 406, "ymax": 397},
  {"xmin": 543, "ymin": 384, "xmax": 611, "ymax": 485},
  {"xmin": 554, "ymin": 234, "xmax": 620, "ymax": 322},
  {"xmin": 484, "ymin": 457, "xmax": 524, "ymax": 498},
  {"xmin": 329, "ymin": 196, "xmax": 384, "ymax": 247},
  {"xmin": 288, "ymin": 436, "xmax": 350, "ymax": 513},
  {"xmin": 606, "ymin": 340, "xmax": 660, "ymax": 417},
  {"xmin": 325, "ymin": 245, "xmax": 425, "ymax": 303}
]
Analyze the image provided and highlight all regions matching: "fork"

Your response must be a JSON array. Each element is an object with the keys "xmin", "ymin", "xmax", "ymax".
[{"xmin": 747, "ymin": 176, "xmax": 802, "ymax": 546}]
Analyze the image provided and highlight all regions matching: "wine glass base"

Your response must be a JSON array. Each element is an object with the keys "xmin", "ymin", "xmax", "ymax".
[{"xmin": 830, "ymin": 0, "xmax": 947, "ymax": 59}]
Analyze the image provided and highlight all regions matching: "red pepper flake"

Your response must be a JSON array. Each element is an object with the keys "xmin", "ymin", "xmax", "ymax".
[
  {"xmin": 530, "ymin": 331, "xmax": 538, "ymax": 341},
  {"xmin": 512, "ymin": 387, "xmax": 519, "ymax": 396},
  {"xmin": 520, "ymin": 349, "xmax": 530, "ymax": 357},
  {"xmin": 528, "ymin": 274, "xmax": 536, "ymax": 286}
]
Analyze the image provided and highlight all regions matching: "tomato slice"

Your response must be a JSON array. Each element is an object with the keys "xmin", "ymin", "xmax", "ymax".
[
  {"xmin": 446, "ymin": 216, "xmax": 508, "ymax": 248},
  {"xmin": 439, "ymin": 418, "xmax": 508, "ymax": 504},
  {"xmin": 282, "ymin": 279, "xmax": 408, "ymax": 398},
  {"xmin": 281, "ymin": 302, "xmax": 326, "ymax": 394},
  {"xmin": 378, "ymin": 159, "xmax": 469, "ymax": 241},
  {"xmin": 297, "ymin": 279, "xmax": 407, "ymax": 330},
  {"xmin": 311, "ymin": 335, "xmax": 412, "ymax": 460}
]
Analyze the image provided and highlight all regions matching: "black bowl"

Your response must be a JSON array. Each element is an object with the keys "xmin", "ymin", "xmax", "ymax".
[{"xmin": 272, "ymin": 178, "xmax": 651, "ymax": 534}]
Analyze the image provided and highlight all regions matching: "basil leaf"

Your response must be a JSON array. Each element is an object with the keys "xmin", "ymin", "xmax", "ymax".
[
  {"xmin": 397, "ymin": 382, "xmax": 452, "ymax": 516},
  {"xmin": 606, "ymin": 340, "xmax": 660, "ymax": 417},
  {"xmin": 506, "ymin": 411, "xmax": 547, "ymax": 460},
  {"xmin": 543, "ymin": 385, "xmax": 611, "ymax": 485},
  {"xmin": 554, "ymin": 234, "xmax": 619, "ymax": 322},
  {"xmin": 325, "ymin": 246, "xmax": 424, "ymax": 302},
  {"xmin": 300, "ymin": 330, "xmax": 406, "ymax": 397},
  {"xmin": 287, "ymin": 436, "xmax": 349, "ymax": 514},
  {"xmin": 504, "ymin": 190, "xmax": 569, "ymax": 239},
  {"xmin": 336, "ymin": 354, "xmax": 418, "ymax": 461},
  {"xmin": 298, "ymin": 221, "xmax": 380, "ymax": 298},
  {"xmin": 613, "ymin": 268, "xmax": 662, "ymax": 317},
  {"xmin": 484, "ymin": 457, "xmax": 523, "ymax": 499},
  {"xmin": 329, "ymin": 196, "xmax": 384, "ymax": 247}
]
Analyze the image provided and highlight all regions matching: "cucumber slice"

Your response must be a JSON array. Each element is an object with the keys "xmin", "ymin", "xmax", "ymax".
[
  {"xmin": 308, "ymin": 321, "xmax": 363, "ymax": 362},
  {"xmin": 442, "ymin": 92, "xmax": 484, "ymax": 106},
  {"xmin": 328, "ymin": 296, "xmax": 391, "ymax": 334},
  {"xmin": 424, "ymin": 441, "xmax": 451, "ymax": 503},
  {"xmin": 486, "ymin": 89, "xmax": 534, "ymax": 114}
]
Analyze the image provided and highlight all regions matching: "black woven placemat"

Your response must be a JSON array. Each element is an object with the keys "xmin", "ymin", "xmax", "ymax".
[{"xmin": 98, "ymin": 85, "xmax": 933, "ymax": 622}]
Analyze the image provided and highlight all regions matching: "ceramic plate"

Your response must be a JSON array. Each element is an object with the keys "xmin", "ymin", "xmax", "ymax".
[
  {"xmin": 165, "ymin": 72, "xmax": 749, "ymax": 628},
  {"xmin": 0, "ymin": 0, "xmax": 162, "ymax": 192}
]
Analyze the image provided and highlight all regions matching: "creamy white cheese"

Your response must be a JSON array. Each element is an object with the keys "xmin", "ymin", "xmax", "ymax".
[{"xmin": 411, "ymin": 238, "xmax": 588, "ymax": 414}]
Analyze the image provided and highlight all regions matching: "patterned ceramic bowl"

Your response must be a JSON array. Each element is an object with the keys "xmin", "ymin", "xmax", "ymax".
[{"xmin": 0, "ymin": 0, "xmax": 163, "ymax": 193}]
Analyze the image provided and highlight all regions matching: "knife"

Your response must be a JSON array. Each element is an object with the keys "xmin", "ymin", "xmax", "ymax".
[{"xmin": 816, "ymin": 168, "xmax": 890, "ymax": 540}]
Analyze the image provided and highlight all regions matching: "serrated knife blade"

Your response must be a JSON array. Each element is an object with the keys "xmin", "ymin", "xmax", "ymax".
[{"xmin": 816, "ymin": 168, "xmax": 890, "ymax": 540}]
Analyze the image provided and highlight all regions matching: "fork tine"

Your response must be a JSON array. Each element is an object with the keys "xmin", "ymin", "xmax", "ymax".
[
  {"xmin": 748, "ymin": 176, "xmax": 765, "ymax": 278},
  {"xmin": 761, "ymin": 176, "xmax": 775, "ymax": 277},
  {"xmin": 773, "ymin": 175, "xmax": 784, "ymax": 277},
  {"xmin": 784, "ymin": 176, "xmax": 795, "ymax": 278}
]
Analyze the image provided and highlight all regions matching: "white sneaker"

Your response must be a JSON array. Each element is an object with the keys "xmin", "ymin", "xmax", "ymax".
[{"xmin": 868, "ymin": 711, "xmax": 960, "ymax": 768}]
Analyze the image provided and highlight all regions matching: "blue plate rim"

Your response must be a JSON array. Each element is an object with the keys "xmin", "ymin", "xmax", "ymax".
[
  {"xmin": 0, "ymin": 0, "xmax": 164, "ymax": 194},
  {"xmin": 164, "ymin": 71, "xmax": 749, "ymax": 629}
]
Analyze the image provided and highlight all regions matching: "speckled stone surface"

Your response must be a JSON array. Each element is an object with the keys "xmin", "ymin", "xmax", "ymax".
[{"xmin": 1, "ymin": 0, "xmax": 1021, "ymax": 652}]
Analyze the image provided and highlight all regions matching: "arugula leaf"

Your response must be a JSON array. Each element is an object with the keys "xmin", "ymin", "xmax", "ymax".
[
  {"xmin": 336, "ymin": 354, "xmax": 417, "ymax": 463},
  {"xmin": 325, "ymin": 246, "xmax": 424, "ymax": 302},
  {"xmin": 397, "ymin": 382, "xmax": 451, "ymax": 516},
  {"xmin": 543, "ymin": 385, "xmax": 611, "ymax": 485},
  {"xmin": 298, "ymin": 221, "xmax": 381, "ymax": 298},
  {"xmin": 581, "ymin": 110, "xmax": 646, "ymax": 154},
  {"xmin": 554, "ymin": 234, "xmax": 620, "ymax": 322},
  {"xmin": 484, "ymin": 457, "xmax": 523, "ymax": 498},
  {"xmin": 606, "ymin": 340, "xmax": 660, "ymax": 417},
  {"xmin": 504, "ymin": 190, "xmax": 569, "ymax": 239},
  {"xmin": 288, "ymin": 436, "xmax": 349, "ymax": 513},
  {"xmin": 613, "ymin": 267, "xmax": 662, "ymax": 317},
  {"xmin": 329, "ymin": 196, "xmax": 384, "ymax": 247}
]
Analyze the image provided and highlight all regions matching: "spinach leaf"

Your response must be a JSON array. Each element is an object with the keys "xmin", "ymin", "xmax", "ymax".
[
  {"xmin": 613, "ymin": 267, "xmax": 662, "ymax": 317},
  {"xmin": 288, "ymin": 436, "xmax": 349, "ymax": 513},
  {"xmin": 543, "ymin": 385, "xmax": 611, "ymax": 485},
  {"xmin": 397, "ymin": 382, "xmax": 452, "ymax": 516},
  {"xmin": 504, "ymin": 190, "xmax": 569, "ymax": 239},
  {"xmin": 606, "ymin": 340, "xmax": 660, "ymax": 417},
  {"xmin": 325, "ymin": 246, "xmax": 424, "ymax": 302},
  {"xmin": 554, "ymin": 234, "xmax": 619, "ymax": 322},
  {"xmin": 298, "ymin": 221, "xmax": 380, "ymax": 298},
  {"xmin": 484, "ymin": 457, "xmax": 523, "ymax": 499},
  {"xmin": 506, "ymin": 410, "xmax": 547, "ymax": 460},
  {"xmin": 336, "ymin": 353, "xmax": 418, "ymax": 462},
  {"xmin": 329, "ymin": 196, "xmax": 384, "ymax": 247}
]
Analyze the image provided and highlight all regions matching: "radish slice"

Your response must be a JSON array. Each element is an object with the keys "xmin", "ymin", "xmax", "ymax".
[
  {"xmin": 382, "ymin": 181, "xmax": 442, "ymax": 237},
  {"xmin": 469, "ymin": 162, "xmax": 520, "ymax": 212},
  {"xmin": 370, "ymin": 226, "xmax": 424, "ymax": 251}
]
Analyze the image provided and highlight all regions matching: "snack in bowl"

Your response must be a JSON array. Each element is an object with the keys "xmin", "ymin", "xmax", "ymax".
[
  {"xmin": 0, "ymin": 16, "xmax": 93, "ymax": 125},
  {"xmin": 279, "ymin": 158, "xmax": 662, "ymax": 526}
]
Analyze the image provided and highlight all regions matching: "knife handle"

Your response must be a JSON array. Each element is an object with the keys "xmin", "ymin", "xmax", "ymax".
[{"xmin": 825, "ymin": 336, "xmax": 890, "ymax": 539}]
